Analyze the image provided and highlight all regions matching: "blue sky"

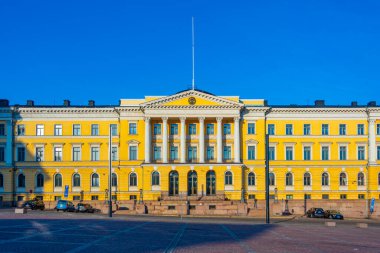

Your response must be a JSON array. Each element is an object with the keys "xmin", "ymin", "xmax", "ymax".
[{"xmin": 1, "ymin": 0, "xmax": 379, "ymax": 106}]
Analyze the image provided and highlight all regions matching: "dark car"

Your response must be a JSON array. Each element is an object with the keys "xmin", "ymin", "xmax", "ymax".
[
  {"xmin": 55, "ymin": 200, "xmax": 76, "ymax": 212},
  {"xmin": 324, "ymin": 210, "xmax": 344, "ymax": 220},
  {"xmin": 76, "ymin": 203, "xmax": 95, "ymax": 213},
  {"xmin": 23, "ymin": 199, "xmax": 45, "ymax": 210},
  {"xmin": 306, "ymin": 207, "xmax": 325, "ymax": 218}
]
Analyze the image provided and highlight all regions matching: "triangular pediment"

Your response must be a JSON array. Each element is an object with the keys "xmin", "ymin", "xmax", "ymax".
[{"xmin": 141, "ymin": 89, "xmax": 244, "ymax": 109}]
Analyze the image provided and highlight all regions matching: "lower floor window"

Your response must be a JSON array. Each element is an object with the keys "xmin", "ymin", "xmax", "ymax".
[
  {"xmin": 54, "ymin": 196, "xmax": 61, "ymax": 201},
  {"xmin": 286, "ymin": 195, "xmax": 293, "ymax": 200},
  {"xmin": 322, "ymin": 194, "xmax": 329, "ymax": 200},
  {"xmin": 358, "ymin": 194, "xmax": 365, "ymax": 199},
  {"xmin": 91, "ymin": 195, "xmax": 99, "ymax": 200},
  {"xmin": 340, "ymin": 194, "xmax": 347, "ymax": 199},
  {"xmin": 130, "ymin": 195, "xmax": 137, "ymax": 200},
  {"xmin": 304, "ymin": 194, "xmax": 311, "ymax": 199},
  {"xmin": 73, "ymin": 196, "xmax": 80, "ymax": 200}
]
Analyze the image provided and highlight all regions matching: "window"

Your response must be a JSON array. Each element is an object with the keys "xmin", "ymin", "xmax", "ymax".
[
  {"xmin": 36, "ymin": 147, "xmax": 44, "ymax": 161},
  {"xmin": 73, "ymin": 196, "xmax": 80, "ymax": 201},
  {"xmin": 129, "ymin": 173, "xmax": 137, "ymax": 186},
  {"xmin": 322, "ymin": 194, "xmax": 329, "ymax": 199},
  {"xmin": 129, "ymin": 195, "xmax": 137, "ymax": 200},
  {"xmin": 129, "ymin": 146, "xmax": 137, "ymax": 160},
  {"xmin": 322, "ymin": 172, "xmax": 329, "ymax": 186},
  {"xmin": 73, "ymin": 147, "xmax": 81, "ymax": 161},
  {"xmin": 223, "ymin": 124, "xmax": 231, "ymax": 135},
  {"xmin": 358, "ymin": 194, "xmax": 365, "ymax": 199},
  {"xmin": 73, "ymin": 124, "xmax": 81, "ymax": 136},
  {"xmin": 248, "ymin": 172, "xmax": 255, "ymax": 186},
  {"xmin": 91, "ymin": 173, "xmax": 99, "ymax": 187},
  {"xmin": 378, "ymin": 173, "xmax": 380, "ymax": 185},
  {"xmin": 169, "ymin": 171, "xmax": 179, "ymax": 196},
  {"xmin": 154, "ymin": 146, "xmax": 161, "ymax": 160},
  {"xmin": 248, "ymin": 123, "xmax": 255, "ymax": 134},
  {"xmin": 36, "ymin": 174, "xmax": 44, "ymax": 187},
  {"xmin": 91, "ymin": 124, "xmax": 99, "ymax": 136},
  {"xmin": 286, "ymin": 146, "xmax": 293, "ymax": 160},
  {"xmin": 357, "ymin": 172, "xmax": 365, "ymax": 186},
  {"xmin": 36, "ymin": 124, "xmax": 44, "ymax": 136},
  {"xmin": 339, "ymin": 146, "xmax": 347, "ymax": 160},
  {"xmin": 358, "ymin": 146, "xmax": 365, "ymax": 160},
  {"xmin": 285, "ymin": 172, "xmax": 293, "ymax": 186},
  {"xmin": 304, "ymin": 172, "xmax": 311, "ymax": 186},
  {"xmin": 248, "ymin": 146, "xmax": 255, "ymax": 160},
  {"xmin": 322, "ymin": 124, "xmax": 329, "ymax": 135},
  {"xmin": 18, "ymin": 174, "xmax": 25, "ymax": 187},
  {"xmin": 206, "ymin": 124, "xmax": 214, "ymax": 135},
  {"xmin": 225, "ymin": 171, "xmax": 233, "ymax": 185},
  {"xmin": 269, "ymin": 172, "xmax": 275, "ymax": 186},
  {"xmin": 91, "ymin": 195, "xmax": 99, "ymax": 200},
  {"xmin": 357, "ymin": 124, "xmax": 364, "ymax": 135},
  {"xmin": 268, "ymin": 147, "xmax": 275, "ymax": 160},
  {"xmin": 207, "ymin": 146, "xmax": 214, "ymax": 160},
  {"xmin": 54, "ymin": 174, "xmax": 62, "ymax": 187},
  {"xmin": 152, "ymin": 171, "xmax": 160, "ymax": 186},
  {"xmin": 248, "ymin": 194, "xmax": 256, "ymax": 200},
  {"xmin": 340, "ymin": 194, "xmax": 347, "ymax": 199},
  {"xmin": 170, "ymin": 146, "xmax": 178, "ymax": 160},
  {"xmin": 303, "ymin": 146, "xmax": 311, "ymax": 160},
  {"xmin": 303, "ymin": 124, "xmax": 311, "ymax": 135},
  {"xmin": 188, "ymin": 171, "xmax": 197, "ymax": 196},
  {"xmin": 339, "ymin": 124, "xmax": 346, "ymax": 135},
  {"xmin": 91, "ymin": 147, "xmax": 99, "ymax": 161},
  {"xmin": 170, "ymin": 124, "xmax": 178, "ymax": 135},
  {"xmin": 17, "ymin": 125, "xmax": 25, "ymax": 136},
  {"xmin": 339, "ymin": 173, "xmax": 347, "ymax": 186},
  {"xmin": 0, "ymin": 124, "xmax": 4, "ymax": 136},
  {"xmin": 153, "ymin": 124, "xmax": 161, "ymax": 135},
  {"xmin": 322, "ymin": 146, "xmax": 329, "ymax": 160},
  {"xmin": 268, "ymin": 124, "xmax": 275, "ymax": 135},
  {"xmin": 111, "ymin": 146, "xmax": 118, "ymax": 161},
  {"xmin": 188, "ymin": 146, "xmax": 197, "ymax": 161},
  {"xmin": 378, "ymin": 146, "xmax": 380, "ymax": 160},
  {"xmin": 17, "ymin": 147, "xmax": 25, "ymax": 162},
  {"xmin": 110, "ymin": 124, "xmax": 117, "ymax": 136},
  {"xmin": 189, "ymin": 124, "xmax": 196, "ymax": 135},
  {"xmin": 54, "ymin": 125, "xmax": 62, "ymax": 136},
  {"xmin": 112, "ymin": 173, "xmax": 117, "ymax": 187},
  {"xmin": 286, "ymin": 195, "xmax": 293, "ymax": 200},
  {"xmin": 223, "ymin": 146, "xmax": 231, "ymax": 160},
  {"xmin": 73, "ymin": 173, "xmax": 81, "ymax": 187},
  {"xmin": 286, "ymin": 124, "xmax": 293, "ymax": 135},
  {"xmin": 304, "ymin": 194, "xmax": 311, "ymax": 199},
  {"xmin": 0, "ymin": 147, "xmax": 4, "ymax": 162},
  {"xmin": 377, "ymin": 124, "xmax": 380, "ymax": 135},
  {"xmin": 129, "ymin": 123, "xmax": 137, "ymax": 135},
  {"xmin": 0, "ymin": 174, "xmax": 3, "ymax": 187},
  {"xmin": 54, "ymin": 196, "xmax": 61, "ymax": 201}
]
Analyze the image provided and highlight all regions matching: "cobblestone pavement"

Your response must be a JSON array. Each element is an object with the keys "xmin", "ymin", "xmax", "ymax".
[{"xmin": 0, "ymin": 209, "xmax": 379, "ymax": 253}]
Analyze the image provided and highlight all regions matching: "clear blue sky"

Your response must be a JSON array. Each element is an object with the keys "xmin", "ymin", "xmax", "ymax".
[{"xmin": 1, "ymin": 0, "xmax": 379, "ymax": 106}]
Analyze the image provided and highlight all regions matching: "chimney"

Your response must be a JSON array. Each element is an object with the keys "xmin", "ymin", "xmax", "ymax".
[
  {"xmin": 88, "ymin": 100, "xmax": 95, "ymax": 107},
  {"xmin": 351, "ymin": 101, "xmax": 358, "ymax": 107},
  {"xmin": 0, "ymin": 99, "xmax": 9, "ymax": 107},
  {"xmin": 63, "ymin": 100, "xmax": 70, "ymax": 107},
  {"xmin": 27, "ymin": 100, "xmax": 34, "ymax": 106},
  {"xmin": 314, "ymin": 100, "xmax": 325, "ymax": 106},
  {"xmin": 368, "ymin": 101, "xmax": 376, "ymax": 107}
]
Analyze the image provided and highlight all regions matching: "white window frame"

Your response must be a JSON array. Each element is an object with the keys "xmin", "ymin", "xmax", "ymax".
[
  {"xmin": 247, "ymin": 144, "xmax": 256, "ymax": 160},
  {"xmin": 36, "ymin": 124, "xmax": 44, "ymax": 136},
  {"xmin": 338, "ymin": 144, "xmax": 349, "ymax": 160},
  {"xmin": 90, "ymin": 145, "xmax": 100, "ymax": 161},
  {"xmin": 129, "ymin": 144, "xmax": 138, "ymax": 161},
  {"xmin": 54, "ymin": 124, "xmax": 62, "ymax": 136},
  {"xmin": 302, "ymin": 144, "xmax": 313, "ymax": 160},
  {"xmin": 284, "ymin": 144, "xmax": 294, "ymax": 161},
  {"xmin": 357, "ymin": 145, "xmax": 366, "ymax": 160},
  {"xmin": 53, "ymin": 145, "xmax": 63, "ymax": 162},
  {"xmin": 35, "ymin": 145, "xmax": 44, "ymax": 162},
  {"xmin": 72, "ymin": 145, "xmax": 82, "ymax": 161}
]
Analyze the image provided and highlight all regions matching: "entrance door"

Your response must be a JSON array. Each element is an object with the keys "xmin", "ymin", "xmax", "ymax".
[
  {"xmin": 188, "ymin": 171, "xmax": 197, "ymax": 196},
  {"xmin": 169, "ymin": 171, "xmax": 179, "ymax": 196},
  {"xmin": 206, "ymin": 171, "xmax": 216, "ymax": 195}
]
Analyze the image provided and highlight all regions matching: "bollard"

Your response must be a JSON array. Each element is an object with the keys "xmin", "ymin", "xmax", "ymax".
[
  {"xmin": 15, "ymin": 208, "xmax": 27, "ymax": 214},
  {"xmin": 325, "ymin": 221, "xmax": 336, "ymax": 227},
  {"xmin": 356, "ymin": 223, "xmax": 368, "ymax": 228}
]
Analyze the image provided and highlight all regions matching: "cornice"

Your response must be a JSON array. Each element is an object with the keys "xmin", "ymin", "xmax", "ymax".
[
  {"xmin": 15, "ymin": 107, "xmax": 117, "ymax": 114},
  {"xmin": 269, "ymin": 107, "xmax": 367, "ymax": 114}
]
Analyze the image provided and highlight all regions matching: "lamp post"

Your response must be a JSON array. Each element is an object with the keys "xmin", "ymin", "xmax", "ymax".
[
  {"xmin": 108, "ymin": 124, "xmax": 112, "ymax": 218},
  {"xmin": 265, "ymin": 133, "xmax": 270, "ymax": 224}
]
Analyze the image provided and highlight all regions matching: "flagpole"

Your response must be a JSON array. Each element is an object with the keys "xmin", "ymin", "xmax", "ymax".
[{"xmin": 192, "ymin": 16, "xmax": 195, "ymax": 90}]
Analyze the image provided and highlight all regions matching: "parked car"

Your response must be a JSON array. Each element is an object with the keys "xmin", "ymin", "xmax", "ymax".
[
  {"xmin": 306, "ymin": 207, "xmax": 325, "ymax": 218},
  {"xmin": 324, "ymin": 210, "xmax": 344, "ymax": 220},
  {"xmin": 76, "ymin": 203, "xmax": 95, "ymax": 213},
  {"xmin": 55, "ymin": 200, "xmax": 76, "ymax": 212},
  {"xmin": 23, "ymin": 199, "xmax": 45, "ymax": 210}
]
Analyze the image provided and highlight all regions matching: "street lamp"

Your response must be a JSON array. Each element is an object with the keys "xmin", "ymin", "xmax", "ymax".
[
  {"xmin": 265, "ymin": 133, "xmax": 270, "ymax": 224},
  {"xmin": 108, "ymin": 124, "xmax": 113, "ymax": 218}
]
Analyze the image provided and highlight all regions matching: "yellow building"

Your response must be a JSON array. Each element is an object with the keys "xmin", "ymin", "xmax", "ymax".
[{"xmin": 0, "ymin": 90, "xmax": 379, "ymax": 205}]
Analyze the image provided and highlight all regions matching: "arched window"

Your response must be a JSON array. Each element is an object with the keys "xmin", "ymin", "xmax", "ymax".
[
  {"xmin": 269, "ymin": 172, "xmax": 275, "ymax": 186},
  {"xmin": 91, "ymin": 173, "xmax": 99, "ymax": 187},
  {"xmin": 54, "ymin": 174, "xmax": 62, "ymax": 187},
  {"xmin": 188, "ymin": 171, "xmax": 197, "ymax": 195},
  {"xmin": 36, "ymin": 174, "xmax": 44, "ymax": 187},
  {"xmin": 339, "ymin": 172, "xmax": 347, "ymax": 186},
  {"xmin": 0, "ymin": 173, "xmax": 3, "ymax": 188},
  {"xmin": 322, "ymin": 172, "xmax": 329, "ymax": 186},
  {"xmin": 225, "ymin": 171, "xmax": 233, "ymax": 185},
  {"xmin": 206, "ymin": 171, "xmax": 216, "ymax": 195},
  {"xmin": 73, "ymin": 173, "xmax": 81, "ymax": 187},
  {"xmin": 18, "ymin": 174, "xmax": 25, "ymax": 188},
  {"xmin": 357, "ymin": 172, "xmax": 365, "ymax": 186},
  {"xmin": 169, "ymin": 171, "xmax": 179, "ymax": 196},
  {"xmin": 129, "ymin": 172, "xmax": 137, "ymax": 186},
  {"xmin": 304, "ymin": 172, "xmax": 311, "ymax": 186},
  {"xmin": 378, "ymin": 173, "xmax": 380, "ymax": 186},
  {"xmin": 285, "ymin": 172, "xmax": 293, "ymax": 186},
  {"xmin": 152, "ymin": 171, "xmax": 160, "ymax": 186},
  {"xmin": 111, "ymin": 173, "xmax": 117, "ymax": 187},
  {"xmin": 248, "ymin": 172, "xmax": 255, "ymax": 186}
]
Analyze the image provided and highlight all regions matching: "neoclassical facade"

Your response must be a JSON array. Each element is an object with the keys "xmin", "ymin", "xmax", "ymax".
[{"xmin": 0, "ymin": 89, "xmax": 379, "ymax": 203}]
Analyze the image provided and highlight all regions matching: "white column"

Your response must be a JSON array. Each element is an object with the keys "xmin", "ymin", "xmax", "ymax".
[
  {"xmin": 6, "ymin": 120, "xmax": 13, "ymax": 166},
  {"xmin": 234, "ymin": 117, "xmax": 241, "ymax": 163},
  {"xmin": 199, "ymin": 117, "xmax": 205, "ymax": 163},
  {"xmin": 144, "ymin": 117, "xmax": 151, "ymax": 163},
  {"xmin": 180, "ymin": 117, "xmax": 186, "ymax": 163},
  {"xmin": 368, "ymin": 118, "xmax": 376, "ymax": 164},
  {"xmin": 217, "ymin": 117, "xmax": 223, "ymax": 163},
  {"xmin": 162, "ymin": 117, "xmax": 168, "ymax": 163}
]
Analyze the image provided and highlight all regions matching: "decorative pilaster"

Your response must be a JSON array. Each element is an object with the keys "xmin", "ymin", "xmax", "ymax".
[
  {"xmin": 162, "ymin": 117, "xmax": 168, "ymax": 163},
  {"xmin": 180, "ymin": 117, "xmax": 186, "ymax": 163},
  {"xmin": 199, "ymin": 117, "xmax": 205, "ymax": 163},
  {"xmin": 234, "ymin": 117, "xmax": 241, "ymax": 163},
  {"xmin": 217, "ymin": 117, "xmax": 223, "ymax": 163},
  {"xmin": 368, "ymin": 118, "xmax": 376, "ymax": 164},
  {"xmin": 6, "ymin": 120, "xmax": 13, "ymax": 166},
  {"xmin": 144, "ymin": 117, "xmax": 151, "ymax": 163}
]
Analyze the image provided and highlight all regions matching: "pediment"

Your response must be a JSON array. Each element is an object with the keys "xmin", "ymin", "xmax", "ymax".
[
  {"xmin": 141, "ymin": 89, "xmax": 244, "ymax": 109},
  {"xmin": 127, "ymin": 139, "xmax": 140, "ymax": 145},
  {"xmin": 245, "ymin": 139, "xmax": 259, "ymax": 144}
]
